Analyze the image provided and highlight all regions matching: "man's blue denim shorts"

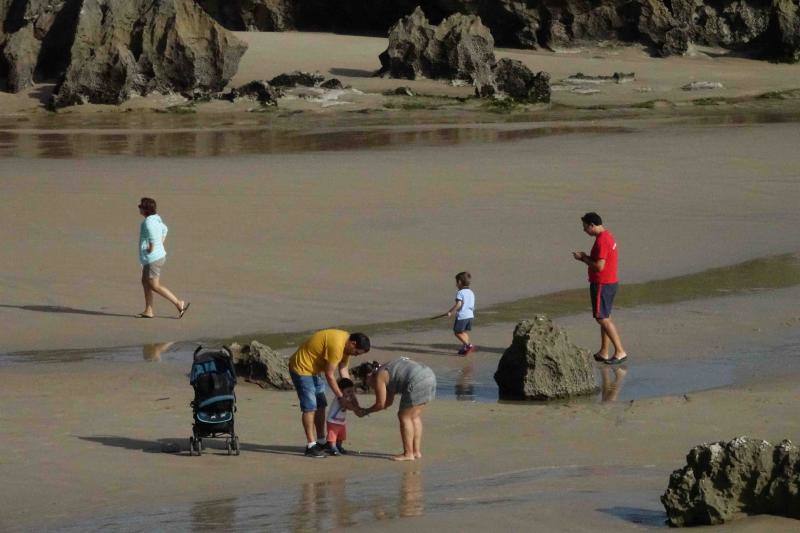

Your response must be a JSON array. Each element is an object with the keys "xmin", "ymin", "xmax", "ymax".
[{"xmin": 290, "ymin": 371, "xmax": 328, "ymax": 413}]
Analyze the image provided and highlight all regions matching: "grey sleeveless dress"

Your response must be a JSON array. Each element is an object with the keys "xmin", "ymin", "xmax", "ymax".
[{"xmin": 382, "ymin": 357, "xmax": 436, "ymax": 409}]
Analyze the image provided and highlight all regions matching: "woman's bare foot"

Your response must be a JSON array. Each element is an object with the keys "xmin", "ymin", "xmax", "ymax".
[
  {"xmin": 414, "ymin": 452, "xmax": 422, "ymax": 459},
  {"xmin": 392, "ymin": 454, "xmax": 416, "ymax": 461}
]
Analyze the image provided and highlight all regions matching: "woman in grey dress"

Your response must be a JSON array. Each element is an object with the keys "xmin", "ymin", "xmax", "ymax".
[{"xmin": 354, "ymin": 357, "xmax": 436, "ymax": 461}]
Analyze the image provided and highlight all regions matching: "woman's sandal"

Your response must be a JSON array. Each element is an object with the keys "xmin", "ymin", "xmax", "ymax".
[
  {"xmin": 177, "ymin": 302, "xmax": 191, "ymax": 319},
  {"xmin": 592, "ymin": 352, "xmax": 610, "ymax": 362},
  {"xmin": 136, "ymin": 313, "xmax": 153, "ymax": 319}
]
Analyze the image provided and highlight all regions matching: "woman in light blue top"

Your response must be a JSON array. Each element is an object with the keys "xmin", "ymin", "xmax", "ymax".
[{"xmin": 138, "ymin": 197, "xmax": 189, "ymax": 319}]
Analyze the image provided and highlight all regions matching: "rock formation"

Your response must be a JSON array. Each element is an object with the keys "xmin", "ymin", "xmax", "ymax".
[
  {"xmin": 662, "ymin": 437, "xmax": 800, "ymax": 526},
  {"xmin": 226, "ymin": 341, "xmax": 294, "ymax": 390},
  {"xmin": 197, "ymin": 0, "xmax": 800, "ymax": 63},
  {"xmin": 489, "ymin": 58, "xmax": 550, "ymax": 103},
  {"xmin": 378, "ymin": 7, "xmax": 496, "ymax": 92},
  {"xmin": 494, "ymin": 315, "xmax": 597, "ymax": 400},
  {"xmin": 0, "ymin": 0, "xmax": 247, "ymax": 106},
  {"xmin": 196, "ymin": 0, "xmax": 294, "ymax": 31},
  {"xmin": 269, "ymin": 70, "xmax": 325, "ymax": 88},
  {"xmin": 220, "ymin": 80, "xmax": 281, "ymax": 105}
]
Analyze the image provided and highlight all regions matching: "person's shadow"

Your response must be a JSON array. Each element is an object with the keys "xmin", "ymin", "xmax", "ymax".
[{"xmin": 0, "ymin": 304, "xmax": 133, "ymax": 318}]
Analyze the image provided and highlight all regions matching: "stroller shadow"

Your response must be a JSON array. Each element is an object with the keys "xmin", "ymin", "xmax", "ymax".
[
  {"xmin": 79, "ymin": 436, "xmax": 396, "ymax": 460},
  {"xmin": 79, "ymin": 435, "xmax": 221, "ymax": 456},
  {"xmin": 0, "ymin": 304, "xmax": 133, "ymax": 318}
]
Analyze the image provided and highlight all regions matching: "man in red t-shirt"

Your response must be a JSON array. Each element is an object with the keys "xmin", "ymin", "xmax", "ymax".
[{"xmin": 572, "ymin": 212, "xmax": 627, "ymax": 364}]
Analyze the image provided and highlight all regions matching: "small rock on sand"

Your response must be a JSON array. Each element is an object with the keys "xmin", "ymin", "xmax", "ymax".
[{"xmin": 682, "ymin": 81, "xmax": 724, "ymax": 91}]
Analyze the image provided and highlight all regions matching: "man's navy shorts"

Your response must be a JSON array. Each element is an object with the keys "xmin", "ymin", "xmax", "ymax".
[
  {"xmin": 290, "ymin": 371, "xmax": 328, "ymax": 412},
  {"xmin": 590, "ymin": 282, "xmax": 618, "ymax": 319},
  {"xmin": 453, "ymin": 318, "xmax": 473, "ymax": 333}
]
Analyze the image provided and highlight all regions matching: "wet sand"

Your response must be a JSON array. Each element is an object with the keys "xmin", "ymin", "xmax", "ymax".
[
  {"xmin": 2, "ymin": 286, "xmax": 800, "ymax": 531},
  {"xmin": 2, "ymin": 121, "xmax": 800, "ymax": 352}
]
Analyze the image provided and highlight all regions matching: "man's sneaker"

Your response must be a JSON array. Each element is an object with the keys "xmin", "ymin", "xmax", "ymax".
[
  {"xmin": 323, "ymin": 443, "xmax": 341, "ymax": 456},
  {"xmin": 304, "ymin": 444, "xmax": 326, "ymax": 458},
  {"xmin": 464, "ymin": 344, "xmax": 476, "ymax": 354}
]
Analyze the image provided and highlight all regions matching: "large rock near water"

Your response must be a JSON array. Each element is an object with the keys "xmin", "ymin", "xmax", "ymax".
[
  {"xmin": 662, "ymin": 437, "xmax": 800, "ymax": 526},
  {"xmin": 378, "ymin": 7, "xmax": 496, "ymax": 91},
  {"xmin": 226, "ymin": 341, "xmax": 294, "ymax": 390},
  {"xmin": 196, "ymin": 0, "xmax": 294, "ymax": 31},
  {"xmin": 494, "ymin": 316, "xmax": 596, "ymax": 400},
  {"xmin": 51, "ymin": 0, "xmax": 247, "ymax": 107},
  {"xmin": 489, "ymin": 58, "xmax": 550, "ymax": 103},
  {"xmin": 0, "ymin": 0, "xmax": 247, "ymax": 104}
]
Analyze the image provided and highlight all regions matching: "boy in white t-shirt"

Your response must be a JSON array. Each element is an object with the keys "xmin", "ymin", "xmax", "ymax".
[
  {"xmin": 324, "ymin": 378, "xmax": 360, "ymax": 456},
  {"xmin": 444, "ymin": 271, "xmax": 476, "ymax": 355}
]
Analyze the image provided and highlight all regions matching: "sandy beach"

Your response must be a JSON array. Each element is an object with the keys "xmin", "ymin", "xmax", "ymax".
[{"xmin": 1, "ymin": 29, "xmax": 800, "ymax": 531}]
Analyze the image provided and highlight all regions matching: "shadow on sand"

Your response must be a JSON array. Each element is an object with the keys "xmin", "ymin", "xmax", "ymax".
[
  {"xmin": 329, "ymin": 67, "xmax": 376, "ymax": 78},
  {"xmin": 597, "ymin": 506, "xmax": 666, "ymax": 527},
  {"xmin": 78, "ymin": 435, "xmax": 395, "ymax": 460},
  {"xmin": 0, "ymin": 304, "xmax": 134, "ymax": 318}
]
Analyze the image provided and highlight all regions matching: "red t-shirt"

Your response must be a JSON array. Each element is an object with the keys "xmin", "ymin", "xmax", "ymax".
[{"xmin": 588, "ymin": 230, "xmax": 618, "ymax": 284}]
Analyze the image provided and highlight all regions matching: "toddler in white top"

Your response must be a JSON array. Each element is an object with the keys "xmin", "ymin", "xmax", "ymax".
[{"xmin": 325, "ymin": 378, "xmax": 360, "ymax": 455}]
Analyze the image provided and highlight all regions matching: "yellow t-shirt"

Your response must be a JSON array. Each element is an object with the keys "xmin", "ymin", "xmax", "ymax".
[{"xmin": 289, "ymin": 329, "xmax": 350, "ymax": 376}]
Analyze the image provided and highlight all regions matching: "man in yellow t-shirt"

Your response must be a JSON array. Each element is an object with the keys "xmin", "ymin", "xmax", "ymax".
[{"xmin": 289, "ymin": 329, "xmax": 371, "ymax": 458}]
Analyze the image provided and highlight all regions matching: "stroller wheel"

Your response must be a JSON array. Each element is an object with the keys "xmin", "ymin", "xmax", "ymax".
[
  {"xmin": 233, "ymin": 435, "xmax": 240, "ymax": 456},
  {"xmin": 197, "ymin": 438, "xmax": 203, "ymax": 454},
  {"xmin": 189, "ymin": 436, "xmax": 197, "ymax": 456},
  {"xmin": 226, "ymin": 438, "xmax": 233, "ymax": 456}
]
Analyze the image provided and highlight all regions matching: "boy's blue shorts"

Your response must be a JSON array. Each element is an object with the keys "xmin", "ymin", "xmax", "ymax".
[
  {"xmin": 290, "ymin": 371, "xmax": 328, "ymax": 413},
  {"xmin": 453, "ymin": 318, "xmax": 473, "ymax": 333}
]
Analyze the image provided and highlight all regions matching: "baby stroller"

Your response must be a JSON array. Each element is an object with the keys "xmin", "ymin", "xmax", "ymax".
[{"xmin": 189, "ymin": 346, "xmax": 240, "ymax": 456}]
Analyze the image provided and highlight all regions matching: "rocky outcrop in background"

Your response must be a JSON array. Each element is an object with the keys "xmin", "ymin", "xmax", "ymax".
[
  {"xmin": 197, "ymin": 0, "xmax": 800, "ymax": 63},
  {"xmin": 378, "ymin": 8, "xmax": 496, "ymax": 92},
  {"xmin": 0, "ymin": 0, "xmax": 247, "ymax": 106},
  {"xmin": 662, "ymin": 437, "xmax": 800, "ymax": 526},
  {"xmin": 494, "ymin": 315, "xmax": 596, "ymax": 400},
  {"xmin": 379, "ymin": 8, "xmax": 550, "ymax": 102}
]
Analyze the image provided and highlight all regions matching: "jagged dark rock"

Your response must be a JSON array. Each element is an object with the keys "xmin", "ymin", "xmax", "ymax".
[
  {"xmin": 226, "ymin": 341, "xmax": 294, "ymax": 390},
  {"xmin": 320, "ymin": 78, "xmax": 343, "ymax": 90},
  {"xmin": 378, "ymin": 7, "xmax": 495, "ymax": 92},
  {"xmin": 269, "ymin": 70, "xmax": 325, "ymax": 88},
  {"xmin": 494, "ymin": 315, "xmax": 596, "ymax": 400},
  {"xmin": 196, "ymin": 0, "xmax": 294, "ymax": 31},
  {"xmin": 221, "ymin": 80, "xmax": 281, "ymax": 105},
  {"xmin": 490, "ymin": 58, "xmax": 550, "ymax": 103},
  {"xmin": 662, "ymin": 437, "xmax": 800, "ymax": 526}
]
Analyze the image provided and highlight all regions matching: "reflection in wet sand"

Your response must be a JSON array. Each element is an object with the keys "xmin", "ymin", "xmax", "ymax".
[
  {"xmin": 455, "ymin": 361, "xmax": 475, "ymax": 401},
  {"xmin": 0, "ymin": 124, "xmax": 632, "ymax": 158},
  {"xmin": 191, "ymin": 496, "xmax": 237, "ymax": 530},
  {"xmin": 398, "ymin": 470, "xmax": 424, "ymax": 518},
  {"xmin": 600, "ymin": 366, "xmax": 628, "ymax": 403},
  {"xmin": 142, "ymin": 341, "xmax": 176, "ymax": 362}
]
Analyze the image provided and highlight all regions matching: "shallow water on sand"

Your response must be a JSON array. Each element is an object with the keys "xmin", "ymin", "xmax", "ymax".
[{"xmin": 53, "ymin": 463, "xmax": 665, "ymax": 532}]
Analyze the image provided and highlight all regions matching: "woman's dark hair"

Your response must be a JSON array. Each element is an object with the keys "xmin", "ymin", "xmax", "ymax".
[
  {"xmin": 351, "ymin": 360, "xmax": 380, "ymax": 391},
  {"xmin": 349, "ymin": 332, "xmax": 370, "ymax": 352},
  {"xmin": 139, "ymin": 197, "xmax": 157, "ymax": 216},
  {"xmin": 455, "ymin": 271, "xmax": 471, "ymax": 287},
  {"xmin": 337, "ymin": 377, "xmax": 354, "ymax": 390},
  {"xmin": 581, "ymin": 212, "xmax": 602, "ymax": 226}
]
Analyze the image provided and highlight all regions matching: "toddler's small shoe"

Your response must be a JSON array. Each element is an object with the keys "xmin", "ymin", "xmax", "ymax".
[
  {"xmin": 337, "ymin": 444, "xmax": 348, "ymax": 455},
  {"xmin": 324, "ymin": 443, "xmax": 341, "ymax": 456}
]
